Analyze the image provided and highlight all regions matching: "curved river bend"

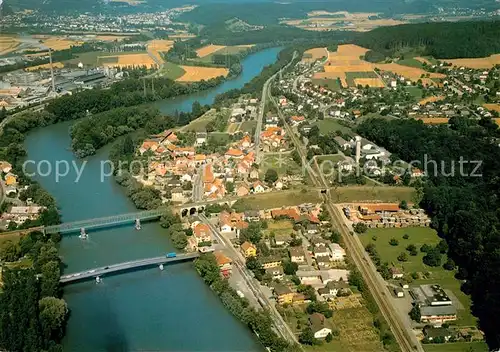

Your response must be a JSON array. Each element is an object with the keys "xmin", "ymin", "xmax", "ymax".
[{"xmin": 24, "ymin": 47, "xmax": 281, "ymax": 352}]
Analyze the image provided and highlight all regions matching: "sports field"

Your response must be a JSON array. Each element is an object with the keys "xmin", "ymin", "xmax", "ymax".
[{"xmin": 177, "ymin": 66, "xmax": 229, "ymax": 82}]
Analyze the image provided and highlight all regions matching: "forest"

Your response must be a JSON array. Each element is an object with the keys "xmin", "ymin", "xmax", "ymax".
[
  {"xmin": 354, "ymin": 20, "xmax": 500, "ymax": 59},
  {"xmin": 357, "ymin": 117, "xmax": 500, "ymax": 348}
]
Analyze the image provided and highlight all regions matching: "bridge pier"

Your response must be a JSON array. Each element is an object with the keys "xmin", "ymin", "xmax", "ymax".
[
  {"xmin": 79, "ymin": 228, "xmax": 88, "ymax": 240},
  {"xmin": 135, "ymin": 219, "xmax": 141, "ymax": 230}
]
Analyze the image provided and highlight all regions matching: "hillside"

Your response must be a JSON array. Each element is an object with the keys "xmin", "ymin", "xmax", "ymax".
[{"xmin": 354, "ymin": 20, "xmax": 500, "ymax": 59}]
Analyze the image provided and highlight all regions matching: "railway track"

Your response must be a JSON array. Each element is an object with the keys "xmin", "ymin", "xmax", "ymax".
[{"xmin": 269, "ymin": 82, "xmax": 421, "ymax": 352}]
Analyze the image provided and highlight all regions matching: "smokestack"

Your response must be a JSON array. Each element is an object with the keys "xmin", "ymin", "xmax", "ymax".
[
  {"xmin": 49, "ymin": 48, "xmax": 56, "ymax": 93},
  {"xmin": 355, "ymin": 136, "xmax": 361, "ymax": 165}
]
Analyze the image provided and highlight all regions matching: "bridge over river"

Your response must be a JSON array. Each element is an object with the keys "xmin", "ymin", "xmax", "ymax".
[{"xmin": 60, "ymin": 252, "xmax": 200, "ymax": 284}]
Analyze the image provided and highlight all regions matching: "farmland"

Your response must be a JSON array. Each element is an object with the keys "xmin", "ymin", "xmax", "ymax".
[
  {"xmin": 374, "ymin": 62, "xmax": 445, "ymax": 86},
  {"xmin": 302, "ymin": 47, "xmax": 328, "ymax": 63},
  {"xmin": 330, "ymin": 186, "xmax": 416, "ymax": 203},
  {"xmin": 196, "ymin": 44, "xmax": 227, "ymax": 58},
  {"xmin": 35, "ymin": 35, "xmax": 83, "ymax": 51},
  {"xmin": 177, "ymin": 66, "xmax": 229, "ymax": 82},
  {"xmin": 419, "ymin": 96, "xmax": 445, "ymax": 105},
  {"xmin": 0, "ymin": 35, "xmax": 20, "ymax": 56},
  {"xmin": 415, "ymin": 118, "xmax": 450, "ymax": 125},
  {"xmin": 284, "ymin": 11, "xmax": 407, "ymax": 32},
  {"xmin": 193, "ymin": 45, "xmax": 253, "ymax": 63},
  {"xmin": 232, "ymin": 190, "xmax": 321, "ymax": 211},
  {"xmin": 422, "ymin": 341, "xmax": 488, "ymax": 352},
  {"xmin": 314, "ymin": 44, "xmax": 383, "ymax": 88},
  {"xmin": 483, "ymin": 104, "xmax": 500, "ymax": 113},
  {"xmin": 443, "ymin": 54, "xmax": 500, "ymax": 69},
  {"xmin": 98, "ymin": 53, "xmax": 158, "ymax": 68},
  {"xmin": 158, "ymin": 61, "xmax": 186, "ymax": 80},
  {"xmin": 147, "ymin": 39, "xmax": 174, "ymax": 63},
  {"xmin": 311, "ymin": 78, "xmax": 341, "ymax": 91},
  {"xmin": 25, "ymin": 62, "xmax": 64, "ymax": 71}
]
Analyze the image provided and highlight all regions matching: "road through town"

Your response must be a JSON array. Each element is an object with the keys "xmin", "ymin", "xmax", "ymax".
[{"xmin": 198, "ymin": 213, "xmax": 301, "ymax": 348}]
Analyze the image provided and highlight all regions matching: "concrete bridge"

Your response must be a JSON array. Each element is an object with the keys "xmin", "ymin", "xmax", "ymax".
[{"xmin": 60, "ymin": 252, "xmax": 200, "ymax": 284}]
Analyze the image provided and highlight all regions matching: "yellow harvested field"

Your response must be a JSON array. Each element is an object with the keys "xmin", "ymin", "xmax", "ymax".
[
  {"xmin": 41, "ymin": 37, "xmax": 83, "ymax": 51},
  {"xmin": 147, "ymin": 40, "xmax": 174, "ymax": 64},
  {"xmin": 419, "ymin": 96, "xmax": 445, "ymax": 105},
  {"xmin": 100, "ymin": 53, "xmax": 158, "ymax": 68},
  {"xmin": 302, "ymin": 47, "xmax": 328, "ymax": 63},
  {"xmin": 196, "ymin": 45, "xmax": 226, "ymax": 58},
  {"xmin": 484, "ymin": 104, "xmax": 500, "ymax": 113},
  {"xmin": 287, "ymin": 12, "xmax": 405, "ymax": 32},
  {"xmin": 148, "ymin": 39, "xmax": 174, "ymax": 52},
  {"xmin": 443, "ymin": 54, "xmax": 500, "ymax": 69},
  {"xmin": 354, "ymin": 78, "xmax": 385, "ymax": 88},
  {"xmin": 25, "ymin": 62, "xmax": 64, "ymax": 71},
  {"xmin": 416, "ymin": 117, "xmax": 449, "ymax": 124},
  {"xmin": 0, "ymin": 35, "xmax": 20, "ymax": 56},
  {"xmin": 177, "ymin": 66, "xmax": 229, "ymax": 82},
  {"xmin": 236, "ymin": 44, "xmax": 255, "ymax": 48},
  {"xmin": 374, "ymin": 63, "xmax": 445, "ymax": 85},
  {"xmin": 93, "ymin": 35, "xmax": 131, "ymax": 42},
  {"xmin": 336, "ymin": 44, "xmax": 370, "ymax": 57}
]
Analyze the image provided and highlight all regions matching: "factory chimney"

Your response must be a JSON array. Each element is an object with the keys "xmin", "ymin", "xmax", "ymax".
[
  {"xmin": 355, "ymin": 136, "xmax": 362, "ymax": 165},
  {"xmin": 49, "ymin": 48, "xmax": 56, "ymax": 93}
]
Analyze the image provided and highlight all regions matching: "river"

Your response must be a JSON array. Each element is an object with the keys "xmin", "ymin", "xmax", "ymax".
[{"xmin": 24, "ymin": 47, "xmax": 282, "ymax": 352}]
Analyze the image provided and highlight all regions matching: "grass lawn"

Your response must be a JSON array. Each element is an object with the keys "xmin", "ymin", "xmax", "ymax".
[
  {"xmin": 261, "ymin": 152, "xmax": 301, "ymax": 177},
  {"xmin": 314, "ymin": 119, "xmax": 352, "ymax": 135},
  {"xmin": 360, "ymin": 227, "xmax": 478, "ymax": 327},
  {"xmin": 233, "ymin": 190, "xmax": 321, "ymax": 211},
  {"xmin": 280, "ymin": 306, "xmax": 383, "ymax": 352},
  {"xmin": 397, "ymin": 58, "xmax": 425, "ymax": 69},
  {"xmin": 208, "ymin": 132, "xmax": 231, "ymax": 144},
  {"xmin": 312, "ymin": 78, "xmax": 342, "ymax": 91},
  {"xmin": 240, "ymin": 120, "xmax": 256, "ymax": 134},
  {"xmin": 158, "ymin": 61, "xmax": 186, "ymax": 80},
  {"xmin": 179, "ymin": 109, "xmax": 217, "ymax": 132},
  {"xmin": 263, "ymin": 220, "xmax": 295, "ymax": 238},
  {"xmin": 423, "ymin": 341, "xmax": 488, "ymax": 352},
  {"xmin": 329, "ymin": 186, "xmax": 416, "ymax": 203},
  {"xmin": 406, "ymin": 86, "xmax": 424, "ymax": 100},
  {"xmin": 0, "ymin": 232, "xmax": 21, "ymax": 247}
]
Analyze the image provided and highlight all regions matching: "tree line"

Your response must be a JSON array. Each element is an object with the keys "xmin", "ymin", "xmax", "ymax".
[
  {"xmin": 357, "ymin": 117, "xmax": 500, "ymax": 349},
  {"xmin": 354, "ymin": 20, "xmax": 500, "ymax": 59}
]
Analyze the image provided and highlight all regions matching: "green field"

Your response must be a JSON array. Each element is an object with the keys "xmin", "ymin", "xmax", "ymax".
[
  {"xmin": 406, "ymin": 86, "xmax": 424, "ymax": 100},
  {"xmin": 209, "ymin": 132, "xmax": 231, "ymax": 144},
  {"xmin": 397, "ymin": 58, "xmax": 425, "ymax": 69},
  {"xmin": 312, "ymin": 78, "xmax": 342, "ymax": 91},
  {"xmin": 329, "ymin": 186, "xmax": 416, "ymax": 204},
  {"xmin": 261, "ymin": 152, "xmax": 301, "ymax": 177},
  {"xmin": 360, "ymin": 227, "xmax": 478, "ymax": 326},
  {"xmin": 0, "ymin": 232, "xmax": 21, "ymax": 247},
  {"xmin": 314, "ymin": 119, "xmax": 352, "ymax": 135},
  {"xmin": 65, "ymin": 51, "xmax": 147, "ymax": 66},
  {"xmin": 423, "ymin": 341, "xmax": 488, "ymax": 352},
  {"xmin": 240, "ymin": 120, "xmax": 256, "ymax": 134},
  {"xmin": 345, "ymin": 71, "xmax": 379, "ymax": 87},
  {"xmin": 159, "ymin": 61, "xmax": 186, "ymax": 80},
  {"xmin": 233, "ymin": 190, "xmax": 321, "ymax": 211},
  {"xmin": 179, "ymin": 109, "xmax": 218, "ymax": 132}
]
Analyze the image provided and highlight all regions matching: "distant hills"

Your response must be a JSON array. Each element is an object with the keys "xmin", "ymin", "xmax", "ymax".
[{"xmin": 2, "ymin": 0, "xmax": 499, "ymax": 15}]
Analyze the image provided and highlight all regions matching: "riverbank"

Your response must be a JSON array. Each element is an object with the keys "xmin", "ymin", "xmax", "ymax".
[{"xmin": 13, "ymin": 46, "xmax": 287, "ymax": 351}]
